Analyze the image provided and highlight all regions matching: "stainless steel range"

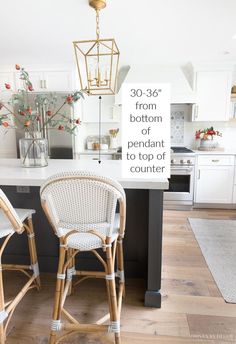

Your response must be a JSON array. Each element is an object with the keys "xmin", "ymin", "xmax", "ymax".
[{"xmin": 164, "ymin": 147, "xmax": 196, "ymax": 209}]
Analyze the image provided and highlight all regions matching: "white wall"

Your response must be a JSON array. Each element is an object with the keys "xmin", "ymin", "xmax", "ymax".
[
  {"xmin": 74, "ymin": 122, "xmax": 121, "ymax": 152},
  {"xmin": 0, "ymin": 128, "xmax": 17, "ymax": 158},
  {"xmin": 183, "ymin": 114, "xmax": 236, "ymax": 150}
]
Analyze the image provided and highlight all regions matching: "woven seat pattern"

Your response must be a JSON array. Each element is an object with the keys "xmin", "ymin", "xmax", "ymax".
[
  {"xmin": 0, "ymin": 189, "xmax": 25, "ymax": 233},
  {"xmin": 58, "ymin": 214, "xmax": 120, "ymax": 250},
  {"xmin": 0, "ymin": 208, "xmax": 35, "ymax": 238}
]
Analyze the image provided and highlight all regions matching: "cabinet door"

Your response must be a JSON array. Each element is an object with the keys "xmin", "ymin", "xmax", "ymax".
[
  {"xmin": 15, "ymin": 70, "xmax": 74, "ymax": 92},
  {"xmin": 82, "ymin": 95, "xmax": 115, "ymax": 122},
  {"xmin": 43, "ymin": 71, "xmax": 73, "ymax": 92},
  {"xmin": 194, "ymin": 71, "xmax": 232, "ymax": 121},
  {"xmin": 15, "ymin": 71, "xmax": 44, "ymax": 91},
  {"xmin": 195, "ymin": 166, "xmax": 234, "ymax": 203}
]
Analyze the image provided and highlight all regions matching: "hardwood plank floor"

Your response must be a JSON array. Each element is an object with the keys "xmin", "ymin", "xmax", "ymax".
[{"xmin": 4, "ymin": 209, "xmax": 236, "ymax": 343}]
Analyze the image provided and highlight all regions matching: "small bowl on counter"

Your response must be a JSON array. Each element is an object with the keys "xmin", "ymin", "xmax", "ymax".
[{"xmin": 91, "ymin": 143, "xmax": 109, "ymax": 150}]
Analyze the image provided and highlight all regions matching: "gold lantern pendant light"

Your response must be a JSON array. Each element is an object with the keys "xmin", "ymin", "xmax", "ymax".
[{"xmin": 73, "ymin": 0, "xmax": 120, "ymax": 96}]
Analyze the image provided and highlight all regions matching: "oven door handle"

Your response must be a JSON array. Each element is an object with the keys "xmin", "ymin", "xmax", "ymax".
[{"xmin": 171, "ymin": 167, "xmax": 193, "ymax": 173}]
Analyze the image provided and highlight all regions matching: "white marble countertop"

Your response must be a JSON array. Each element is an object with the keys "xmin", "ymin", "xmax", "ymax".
[{"xmin": 0, "ymin": 159, "xmax": 168, "ymax": 190}]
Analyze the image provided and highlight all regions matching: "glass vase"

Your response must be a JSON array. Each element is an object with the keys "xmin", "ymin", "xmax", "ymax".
[
  {"xmin": 19, "ymin": 132, "xmax": 48, "ymax": 167},
  {"xmin": 110, "ymin": 136, "xmax": 118, "ymax": 149},
  {"xmin": 200, "ymin": 138, "xmax": 218, "ymax": 150}
]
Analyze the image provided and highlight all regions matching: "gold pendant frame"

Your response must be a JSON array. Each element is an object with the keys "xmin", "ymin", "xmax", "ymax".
[{"xmin": 73, "ymin": 38, "xmax": 120, "ymax": 96}]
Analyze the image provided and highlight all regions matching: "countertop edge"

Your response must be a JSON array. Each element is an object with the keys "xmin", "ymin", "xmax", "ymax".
[{"xmin": 0, "ymin": 159, "xmax": 168, "ymax": 190}]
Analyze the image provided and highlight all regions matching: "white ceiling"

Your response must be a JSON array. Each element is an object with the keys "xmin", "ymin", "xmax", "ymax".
[{"xmin": 1, "ymin": 0, "xmax": 236, "ymax": 67}]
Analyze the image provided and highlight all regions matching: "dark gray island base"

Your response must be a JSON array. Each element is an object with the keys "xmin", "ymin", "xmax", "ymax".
[{"xmin": 0, "ymin": 186, "xmax": 163, "ymax": 308}]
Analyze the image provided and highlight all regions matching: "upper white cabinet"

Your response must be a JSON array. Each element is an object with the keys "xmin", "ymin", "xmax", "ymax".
[
  {"xmin": 193, "ymin": 70, "xmax": 232, "ymax": 121},
  {"xmin": 82, "ymin": 95, "xmax": 116, "ymax": 123},
  {"xmin": 15, "ymin": 70, "xmax": 74, "ymax": 92},
  {"xmin": 42, "ymin": 71, "xmax": 74, "ymax": 92}
]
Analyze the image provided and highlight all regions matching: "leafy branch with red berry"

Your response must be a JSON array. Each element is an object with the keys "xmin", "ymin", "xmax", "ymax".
[{"xmin": 0, "ymin": 65, "xmax": 84, "ymax": 136}]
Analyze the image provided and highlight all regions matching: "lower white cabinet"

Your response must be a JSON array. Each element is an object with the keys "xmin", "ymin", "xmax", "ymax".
[{"xmin": 195, "ymin": 155, "xmax": 234, "ymax": 204}]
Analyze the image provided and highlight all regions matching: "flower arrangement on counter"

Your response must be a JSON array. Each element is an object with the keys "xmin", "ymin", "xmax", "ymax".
[
  {"xmin": 0, "ymin": 64, "xmax": 84, "ymax": 136},
  {"xmin": 0, "ymin": 65, "xmax": 84, "ymax": 167},
  {"xmin": 109, "ymin": 128, "xmax": 119, "ymax": 137},
  {"xmin": 195, "ymin": 127, "xmax": 222, "ymax": 140}
]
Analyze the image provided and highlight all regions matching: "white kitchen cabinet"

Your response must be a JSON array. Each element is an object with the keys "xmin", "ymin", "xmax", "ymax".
[
  {"xmin": 42, "ymin": 71, "xmax": 74, "ymax": 91},
  {"xmin": 15, "ymin": 70, "xmax": 74, "ymax": 92},
  {"xmin": 195, "ymin": 155, "xmax": 234, "ymax": 204},
  {"xmin": 193, "ymin": 70, "xmax": 232, "ymax": 121},
  {"xmin": 82, "ymin": 95, "xmax": 116, "ymax": 123}
]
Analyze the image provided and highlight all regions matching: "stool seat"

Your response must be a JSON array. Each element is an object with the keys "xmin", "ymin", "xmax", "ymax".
[
  {"xmin": 57, "ymin": 214, "xmax": 120, "ymax": 251},
  {"xmin": 0, "ymin": 208, "xmax": 35, "ymax": 238}
]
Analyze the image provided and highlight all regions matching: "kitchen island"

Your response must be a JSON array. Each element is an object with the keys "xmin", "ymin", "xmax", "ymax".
[{"xmin": 0, "ymin": 159, "xmax": 168, "ymax": 308}]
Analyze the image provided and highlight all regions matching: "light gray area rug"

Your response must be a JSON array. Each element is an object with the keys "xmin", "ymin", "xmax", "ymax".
[{"xmin": 188, "ymin": 218, "xmax": 236, "ymax": 303}]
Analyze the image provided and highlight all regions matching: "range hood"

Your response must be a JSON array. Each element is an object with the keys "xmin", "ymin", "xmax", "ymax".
[{"xmin": 115, "ymin": 64, "xmax": 196, "ymax": 104}]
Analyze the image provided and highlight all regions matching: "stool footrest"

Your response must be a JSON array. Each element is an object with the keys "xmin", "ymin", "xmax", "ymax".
[
  {"xmin": 62, "ymin": 323, "xmax": 109, "ymax": 333},
  {"xmin": 2, "ymin": 264, "xmax": 31, "ymax": 271},
  {"xmin": 75, "ymin": 270, "xmax": 106, "ymax": 277}
]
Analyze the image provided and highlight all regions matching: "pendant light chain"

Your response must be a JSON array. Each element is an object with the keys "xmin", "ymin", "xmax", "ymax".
[
  {"xmin": 96, "ymin": 9, "xmax": 100, "ymax": 41},
  {"xmin": 98, "ymin": 96, "xmax": 102, "ymax": 163},
  {"xmin": 96, "ymin": 9, "xmax": 100, "ymax": 84},
  {"xmin": 73, "ymin": 0, "xmax": 120, "ymax": 95}
]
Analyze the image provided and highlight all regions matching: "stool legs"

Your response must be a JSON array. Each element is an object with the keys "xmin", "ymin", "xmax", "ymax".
[
  {"xmin": 116, "ymin": 238, "xmax": 125, "ymax": 321},
  {"xmin": 26, "ymin": 217, "xmax": 41, "ymax": 289},
  {"xmin": 67, "ymin": 248, "xmax": 75, "ymax": 296},
  {"xmin": 106, "ymin": 245, "xmax": 121, "ymax": 344},
  {"xmin": 0, "ymin": 216, "xmax": 40, "ymax": 343},
  {"xmin": 0, "ymin": 233, "xmax": 13, "ymax": 343},
  {"xmin": 49, "ymin": 241, "xmax": 124, "ymax": 343},
  {"xmin": 50, "ymin": 246, "xmax": 66, "ymax": 344},
  {"xmin": 0, "ymin": 266, "xmax": 6, "ymax": 343}
]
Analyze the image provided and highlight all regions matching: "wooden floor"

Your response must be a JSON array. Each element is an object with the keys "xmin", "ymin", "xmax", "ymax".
[{"xmin": 5, "ymin": 209, "xmax": 236, "ymax": 343}]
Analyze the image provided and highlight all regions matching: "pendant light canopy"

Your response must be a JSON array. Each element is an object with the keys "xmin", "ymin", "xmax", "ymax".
[{"xmin": 73, "ymin": 0, "xmax": 120, "ymax": 96}]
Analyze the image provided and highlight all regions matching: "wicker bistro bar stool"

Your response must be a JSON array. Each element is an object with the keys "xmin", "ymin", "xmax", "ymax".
[
  {"xmin": 40, "ymin": 171, "xmax": 126, "ymax": 344},
  {"xmin": 0, "ymin": 189, "xmax": 40, "ymax": 343}
]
